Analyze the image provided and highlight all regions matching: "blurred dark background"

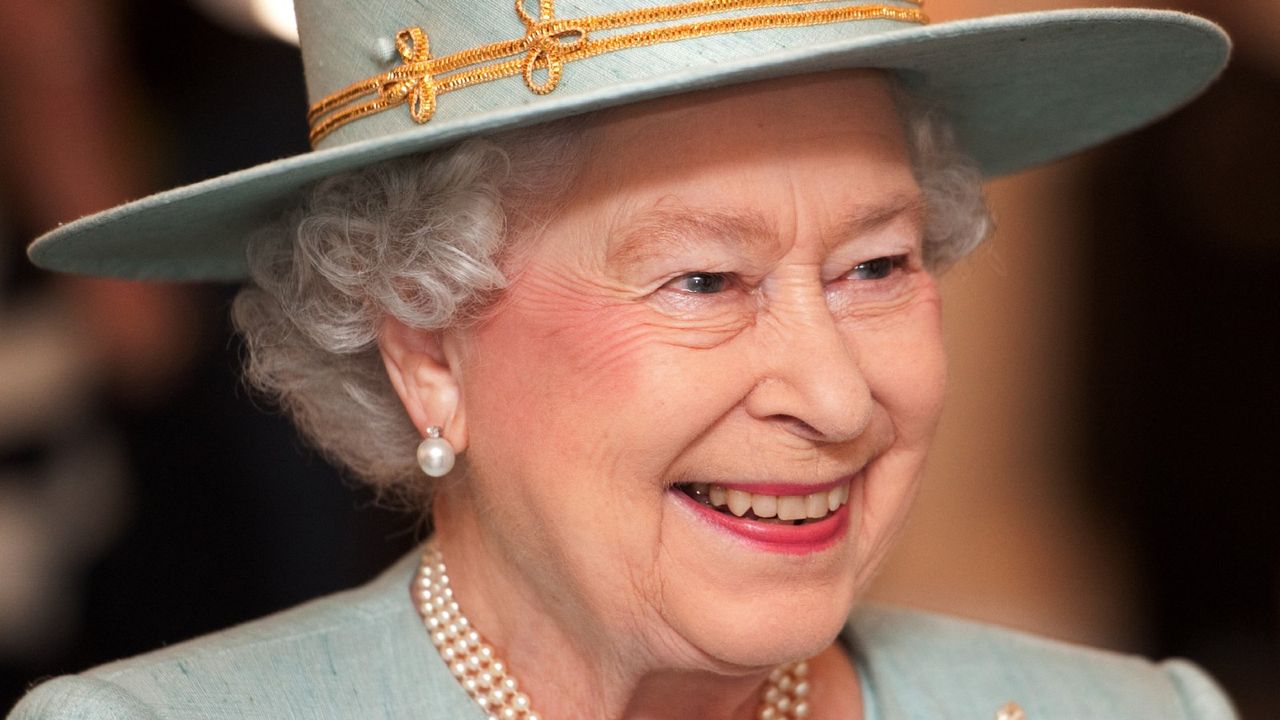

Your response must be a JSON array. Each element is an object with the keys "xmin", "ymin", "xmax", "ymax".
[
  {"xmin": 1081, "ymin": 55, "xmax": 1280, "ymax": 715},
  {"xmin": 0, "ymin": 0, "xmax": 1275, "ymax": 717},
  {"xmin": 0, "ymin": 0, "xmax": 417, "ymax": 710}
]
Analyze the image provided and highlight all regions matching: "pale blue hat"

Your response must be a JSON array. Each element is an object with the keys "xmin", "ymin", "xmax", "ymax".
[{"xmin": 29, "ymin": 0, "xmax": 1229, "ymax": 280}]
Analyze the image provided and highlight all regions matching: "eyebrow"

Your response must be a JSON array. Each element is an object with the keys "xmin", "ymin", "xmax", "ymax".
[
  {"xmin": 607, "ymin": 203, "xmax": 779, "ymax": 268},
  {"xmin": 606, "ymin": 193, "xmax": 928, "ymax": 268},
  {"xmin": 822, "ymin": 194, "xmax": 927, "ymax": 249}
]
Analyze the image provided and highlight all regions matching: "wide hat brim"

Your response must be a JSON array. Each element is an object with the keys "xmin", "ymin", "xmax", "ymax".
[{"xmin": 29, "ymin": 8, "xmax": 1228, "ymax": 281}]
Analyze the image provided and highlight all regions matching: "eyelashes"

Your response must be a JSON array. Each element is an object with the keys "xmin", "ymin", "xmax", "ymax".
[
  {"xmin": 659, "ymin": 255, "xmax": 911, "ymax": 297},
  {"xmin": 663, "ymin": 271, "xmax": 733, "ymax": 294},
  {"xmin": 640, "ymin": 254, "xmax": 928, "ymax": 343},
  {"xmin": 848, "ymin": 255, "xmax": 908, "ymax": 281}
]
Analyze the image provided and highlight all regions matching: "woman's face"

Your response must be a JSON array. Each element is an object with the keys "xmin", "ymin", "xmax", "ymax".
[{"xmin": 448, "ymin": 71, "xmax": 946, "ymax": 669}]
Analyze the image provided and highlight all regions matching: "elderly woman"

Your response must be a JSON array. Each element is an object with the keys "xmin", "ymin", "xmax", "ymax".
[{"xmin": 8, "ymin": 0, "xmax": 1235, "ymax": 718}]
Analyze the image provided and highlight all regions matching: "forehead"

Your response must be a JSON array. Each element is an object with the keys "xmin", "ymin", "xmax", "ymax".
[
  {"xmin": 549, "ymin": 70, "xmax": 919, "ymax": 260},
  {"xmin": 587, "ymin": 70, "xmax": 909, "ymax": 175}
]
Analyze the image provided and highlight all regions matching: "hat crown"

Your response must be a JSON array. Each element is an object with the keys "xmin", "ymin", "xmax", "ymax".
[{"xmin": 294, "ymin": 0, "xmax": 926, "ymax": 148}]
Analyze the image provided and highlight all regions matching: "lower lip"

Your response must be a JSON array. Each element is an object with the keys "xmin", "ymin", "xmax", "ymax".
[{"xmin": 671, "ymin": 487, "xmax": 851, "ymax": 555}]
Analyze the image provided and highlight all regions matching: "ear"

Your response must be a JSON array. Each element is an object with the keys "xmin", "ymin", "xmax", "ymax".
[{"xmin": 378, "ymin": 315, "xmax": 469, "ymax": 453}]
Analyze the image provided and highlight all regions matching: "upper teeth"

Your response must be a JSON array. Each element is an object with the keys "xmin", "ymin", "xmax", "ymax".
[{"xmin": 690, "ymin": 482, "xmax": 849, "ymax": 520}]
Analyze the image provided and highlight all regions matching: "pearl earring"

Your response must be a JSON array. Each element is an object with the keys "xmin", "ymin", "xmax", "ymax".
[{"xmin": 416, "ymin": 426, "xmax": 456, "ymax": 477}]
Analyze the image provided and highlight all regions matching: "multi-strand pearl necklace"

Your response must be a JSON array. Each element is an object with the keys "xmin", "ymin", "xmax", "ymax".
[{"xmin": 413, "ymin": 544, "xmax": 816, "ymax": 720}]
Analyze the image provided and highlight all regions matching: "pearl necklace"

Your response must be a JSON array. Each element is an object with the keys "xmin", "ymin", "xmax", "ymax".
[{"xmin": 413, "ymin": 544, "xmax": 815, "ymax": 720}]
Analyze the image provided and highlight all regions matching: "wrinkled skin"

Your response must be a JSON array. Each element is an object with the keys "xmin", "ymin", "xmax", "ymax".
[{"xmin": 381, "ymin": 71, "xmax": 947, "ymax": 720}]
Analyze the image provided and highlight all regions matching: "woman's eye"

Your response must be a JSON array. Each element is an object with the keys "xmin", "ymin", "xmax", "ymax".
[
  {"xmin": 667, "ymin": 272, "xmax": 730, "ymax": 294},
  {"xmin": 848, "ymin": 256, "xmax": 901, "ymax": 281}
]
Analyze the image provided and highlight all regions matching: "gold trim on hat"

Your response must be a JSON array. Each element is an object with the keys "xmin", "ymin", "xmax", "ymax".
[{"xmin": 306, "ymin": 0, "xmax": 927, "ymax": 146}]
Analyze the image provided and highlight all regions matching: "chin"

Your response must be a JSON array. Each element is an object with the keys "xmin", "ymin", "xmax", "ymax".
[
  {"xmin": 683, "ymin": 591, "xmax": 857, "ymax": 672},
  {"xmin": 655, "ymin": 554, "xmax": 862, "ymax": 671}
]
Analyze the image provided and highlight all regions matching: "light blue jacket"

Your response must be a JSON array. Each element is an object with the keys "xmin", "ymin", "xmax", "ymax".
[{"xmin": 8, "ymin": 550, "xmax": 1236, "ymax": 719}]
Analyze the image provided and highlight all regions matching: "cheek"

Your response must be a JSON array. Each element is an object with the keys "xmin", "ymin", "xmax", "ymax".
[
  {"xmin": 857, "ymin": 287, "xmax": 947, "ymax": 446},
  {"xmin": 465, "ymin": 299, "xmax": 642, "ymax": 460},
  {"xmin": 842, "ymin": 286, "xmax": 945, "ymax": 585},
  {"xmin": 455, "ymin": 268, "xmax": 758, "ymax": 618},
  {"xmin": 462, "ymin": 270, "xmax": 719, "ymax": 481}
]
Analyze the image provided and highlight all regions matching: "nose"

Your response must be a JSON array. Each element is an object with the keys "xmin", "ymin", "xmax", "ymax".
[{"xmin": 743, "ymin": 287, "xmax": 873, "ymax": 444}]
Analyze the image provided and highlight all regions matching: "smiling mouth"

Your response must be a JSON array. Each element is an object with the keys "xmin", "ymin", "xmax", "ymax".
[{"xmin": 674, "ymin": 482, "xmax": 850, "ymax": 526}]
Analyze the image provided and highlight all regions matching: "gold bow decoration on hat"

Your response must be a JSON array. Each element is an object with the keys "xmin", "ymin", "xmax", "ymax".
[
  {"xmin": 308, "ymin": 0, "xmax": 927, "ymax": 146},
  {"xmin": 373, "ymin": 0, "xmax": 590, "ymax": 126},
  {"xmin": 516, "ymin": 0, "xmax": 592, "ymax": 95},
  {"xmin": 387, "ymin": 28, "xmax": 437, "ymax": 124}
]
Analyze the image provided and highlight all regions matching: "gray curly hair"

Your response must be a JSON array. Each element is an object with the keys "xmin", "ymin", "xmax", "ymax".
[{"xmin": 231, "ymin": 93, "xmax": 992, "ymax": 505}]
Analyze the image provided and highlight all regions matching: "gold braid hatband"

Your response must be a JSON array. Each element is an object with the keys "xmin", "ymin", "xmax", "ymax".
[{"xmin": 306, "ymin": 0, "xmax": 927, "ymax": 146}]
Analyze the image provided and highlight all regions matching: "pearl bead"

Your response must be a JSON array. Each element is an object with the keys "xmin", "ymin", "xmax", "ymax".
[
  {"xmin": 416, "ymin": 435, "xmax": 456, "ymax": 477},
  {"xmin": 415, "ymin": 544, "xmax": 817, "ymax": 720}
]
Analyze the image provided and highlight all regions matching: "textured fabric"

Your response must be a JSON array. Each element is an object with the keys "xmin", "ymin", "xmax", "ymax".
[
  {"xmin": 26, "ymin": 1, "xmax": 1228, "ymax": 280},
  {"xmin": 7, "ymin": 549, "xmax": 1237, "ymax": 719},
  {"xmin": 850, "ymin": 607, "xmax": 1238, "ymax": 719}
]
